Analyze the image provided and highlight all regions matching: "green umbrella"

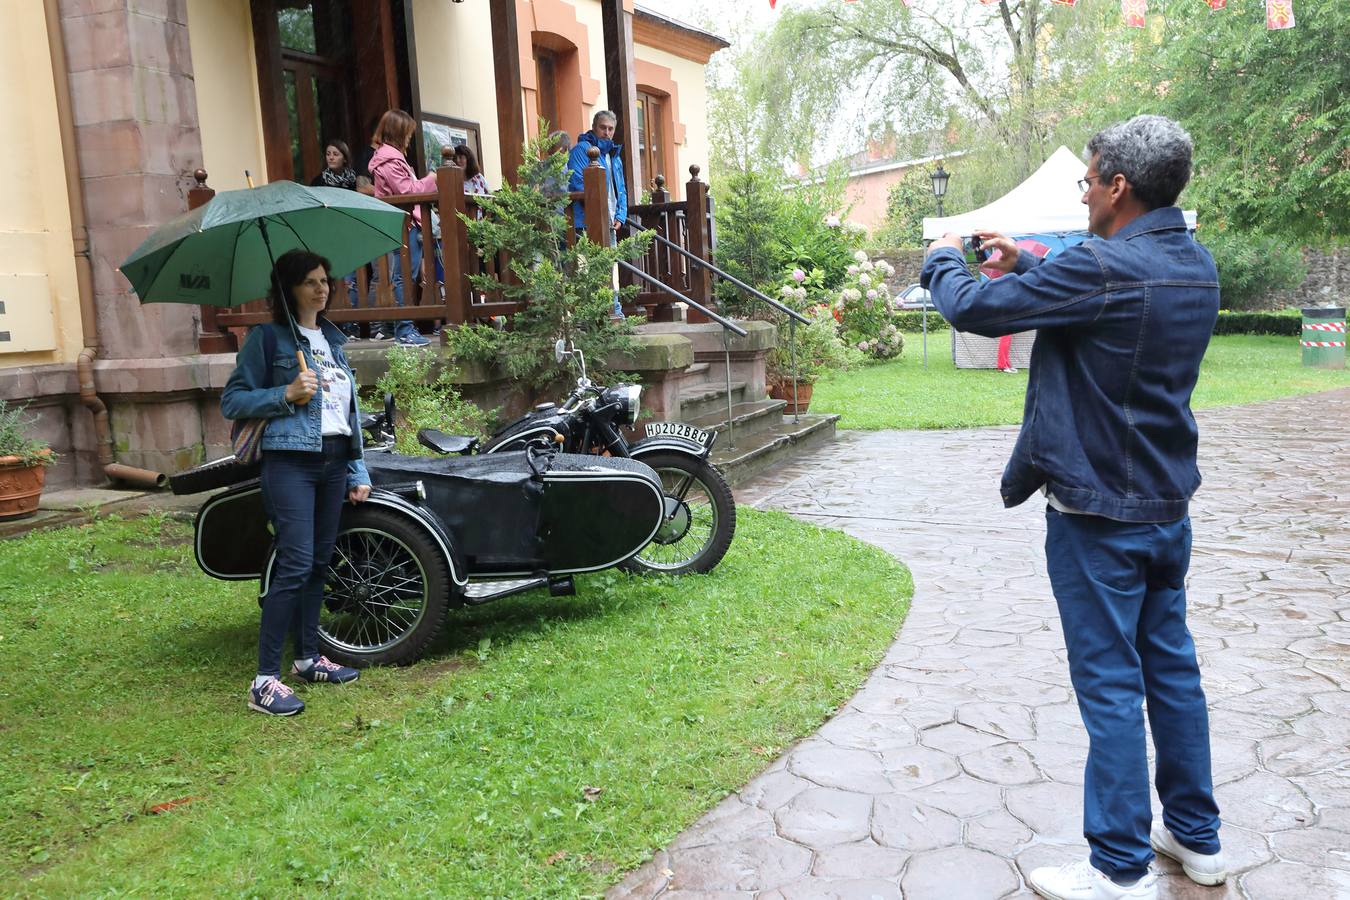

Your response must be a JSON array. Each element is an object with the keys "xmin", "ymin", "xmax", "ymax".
[{"xmin": 119, "ymin": 180, "xmax": 409, "ymax": 373}]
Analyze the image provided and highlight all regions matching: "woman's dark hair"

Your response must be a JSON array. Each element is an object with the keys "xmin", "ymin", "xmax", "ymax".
[
  {"xmin": 268, "ymin": 249, "xmax": 332, "ymax": 325},
  {"xmin": 325, "ymin": 139, "xmax": 352, "ymax": 169},
  {"xmin": 453, "ymin": 143, "xmax": 481, "ymax": 180}
]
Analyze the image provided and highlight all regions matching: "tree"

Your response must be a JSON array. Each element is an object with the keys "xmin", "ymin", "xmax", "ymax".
[
  {"xmin": 745, "ymin": 0, "xmax": 1088, "ymax": 179},
  {"xmin": 1067, "ymin": 0, "xmax": 1350, "ymax": 244},
  {"xmin": 877, "ymin": 165, "xmax": 937, "ymax": 248}
]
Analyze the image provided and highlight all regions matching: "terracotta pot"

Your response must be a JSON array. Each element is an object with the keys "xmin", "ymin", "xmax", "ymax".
[
  {"xmin": 767, "ymin": 378, "xmax": 813, "ymax": 414},
  {"xmin": 0, "ymin": 454, "xmax": 49, "ymax": 520}
]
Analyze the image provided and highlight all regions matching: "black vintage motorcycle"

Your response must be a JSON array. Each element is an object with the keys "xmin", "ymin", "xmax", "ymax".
[
  {"xmin": 173, "ymin": 432, "xmax": 669, "ymax": 666},
  {"xmin": 436, "ymin": 340, "xmax": 736, "ymax": 576}
]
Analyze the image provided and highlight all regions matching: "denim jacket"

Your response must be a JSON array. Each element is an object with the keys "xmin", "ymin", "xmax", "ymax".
[
  {"xmin": 220, "ymin": 319, "xmax": 372, "ymax": 491},
  {"xmin": 920, "ymin": 207, "xmax": 1219, "ymax": 523}
]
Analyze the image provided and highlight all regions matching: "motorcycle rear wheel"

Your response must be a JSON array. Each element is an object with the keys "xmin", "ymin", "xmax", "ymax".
[
  {"xmin": 315, "ymin": 506, "xmax": 452, "ymax": 667},
  {"xmin": 621, "ymin": 451, "xmax": 735, "ymax": 576}
]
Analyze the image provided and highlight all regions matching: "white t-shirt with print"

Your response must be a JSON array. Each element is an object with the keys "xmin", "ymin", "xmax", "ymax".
[{"xmin": 297, "ymin": 324, "xmax": 352, "ymax": 437}]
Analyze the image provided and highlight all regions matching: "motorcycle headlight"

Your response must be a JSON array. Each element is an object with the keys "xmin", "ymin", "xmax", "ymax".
[{"xmin": 604, "ymin": 384, "xmax": 642, "ymax": 425}]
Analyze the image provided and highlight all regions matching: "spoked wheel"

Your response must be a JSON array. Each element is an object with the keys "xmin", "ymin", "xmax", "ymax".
[
  {"xmin": 622, "ymin": 451, "xmax": 736, "ymax": 576},
  {"xmin": 315, "ymin": 506, "xmax": 452, "ymax": 667}
]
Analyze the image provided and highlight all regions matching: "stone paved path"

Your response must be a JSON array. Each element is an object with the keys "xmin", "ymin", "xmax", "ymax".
[{"xmin": 611, "ymin": 389, "xmax": 1350, "ymax": 900}]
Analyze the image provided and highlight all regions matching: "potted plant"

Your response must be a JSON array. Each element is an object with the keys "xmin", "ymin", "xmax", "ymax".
[
  {"xmin": 766, "ymin": 305, "xmax": 858, "ymax": 413},
  {"xmin": 0, "ymin": 399, "xmax": 55, "ymax": 520}
]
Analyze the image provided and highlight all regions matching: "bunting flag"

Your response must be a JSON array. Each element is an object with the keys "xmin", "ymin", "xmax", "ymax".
[
  {"xmin": 1052, "ymin": 0, "xmax": 1078, "ymax": 6},
  {"xmin": 1266, "ymin": 0, "xmax": 1295, "ymax": 28},
  {"xmin": 1207, "ymin": 0, "xmax": 1226, "ymax": 8},
  {"xmin": 1122, "ymin": 0, "xmax": 1147, "ymax": 26}
]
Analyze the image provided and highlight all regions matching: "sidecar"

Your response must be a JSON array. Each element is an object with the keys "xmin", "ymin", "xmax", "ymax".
[{"xmin": 180, "ymin": 449, "xmax": 665, "ymax": 667}]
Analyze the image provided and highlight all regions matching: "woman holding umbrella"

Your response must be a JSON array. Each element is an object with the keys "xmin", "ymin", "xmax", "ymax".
[{"xmin": 221, "ymin": 249, "xmax": 372, "ymax": 716}]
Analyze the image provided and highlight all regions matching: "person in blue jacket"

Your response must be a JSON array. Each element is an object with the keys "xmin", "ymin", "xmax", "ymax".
[
  {"xmin": 221, "ymin": 249, "xmax": 371, "ymax": 716},
  {"xmin": 922, "ymin": 115, "xmax": 1224, "ymax": 900},
  {"xmin": 568, "ymin": 110, "xmax": 628, "ymax": 317}
]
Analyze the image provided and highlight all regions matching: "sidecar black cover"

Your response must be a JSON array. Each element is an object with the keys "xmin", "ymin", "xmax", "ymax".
[
  {"xmin": 365, "ymin": 451, "xmax": 664, "ymax": 575},
  {"xmin": 193, "ymin": 451, "xmax": 664, "ymax": 581}
]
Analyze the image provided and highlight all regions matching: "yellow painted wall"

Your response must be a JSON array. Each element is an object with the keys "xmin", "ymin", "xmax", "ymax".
[
  {"xmin": 633, "ymin": 43, "xmax": 712, "ymax": 188},
  {"xmin": 413, "ymin": 0, "xmax": 505, "ymax": 189},
  {"xmin": 0, "ymin": 5, "xmax": 82, "ymax": 370},
  {"xmin": 186, "ymin": 0, "xmax": 267, "ymax": 191}
]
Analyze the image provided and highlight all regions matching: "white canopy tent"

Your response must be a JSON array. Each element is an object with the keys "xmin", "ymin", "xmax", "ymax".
[{"xmin": 921, "ymin": 146, "xmax": 1197, "ymax": 240}]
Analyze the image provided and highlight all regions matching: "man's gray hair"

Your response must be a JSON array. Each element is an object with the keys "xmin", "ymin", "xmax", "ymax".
[
  {"xmin": 1086, "ymin": 115, "xmax": 1193, "ymax": 210},
  {"xmin": 592, "ymin": 109, "xmax": 618, "ymax": 127}
]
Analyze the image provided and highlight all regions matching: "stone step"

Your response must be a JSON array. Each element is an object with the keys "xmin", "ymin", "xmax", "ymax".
[
  {"xmin": 678, "ymin": 379, "xmax": 750, "ymax": 421},
  {"xmin": 710, "ymin": 413, "xmax": 840, "ymax": 487},
  {"xmin": 686, "ymin": 399, "xmax": 786, "ymax": 441}
]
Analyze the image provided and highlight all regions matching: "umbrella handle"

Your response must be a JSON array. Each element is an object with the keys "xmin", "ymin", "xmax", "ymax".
[{"xmin": 293, "ymin": 349, "xmax": 311, "ymax": 405}]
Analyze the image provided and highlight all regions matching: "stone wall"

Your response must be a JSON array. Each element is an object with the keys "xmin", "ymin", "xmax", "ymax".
[{"xmin": 1272, "ymin": 248, "xmax": 1348, "ymax": 310}]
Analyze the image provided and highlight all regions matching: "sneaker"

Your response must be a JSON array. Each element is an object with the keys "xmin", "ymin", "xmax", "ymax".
[
  {"xmin": 292, "ymin": 655, "xmax": 360, "ymax": 685},
  {"xmin": 396, "ymin": 332, "xmax": 431, "ymax": 347},
  {"xmin": 1028, "ymin": 859, "xmax": 1156, "ymax": 900},
  {"xmin": 247, "ymin": 677, "xmax": 304, "ymax": 716},
  {"xmin": 1000, "ymin": 365, "xmax": 1019, "ymax": 374},
  {"xmin": 371, "ymin": 329, "xmax": 390, "ymax": 342},
  {"xmin": 1150, "ymin": 822, "xmax": 1226, "ymax": 886}
]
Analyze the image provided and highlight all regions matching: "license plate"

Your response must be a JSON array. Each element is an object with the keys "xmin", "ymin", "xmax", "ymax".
[{"xmin": 645, "ymin": 421, "xmax": 712, "ymax": 446}]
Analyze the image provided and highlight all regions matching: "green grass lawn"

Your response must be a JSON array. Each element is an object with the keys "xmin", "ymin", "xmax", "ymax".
[
  {"xmin": 811, "ymin": 332, "xmax": 1350, "ymax": 430},
  {"xmin": 0, "ymin": 508, "xmax": 910, "ymax": 897}
]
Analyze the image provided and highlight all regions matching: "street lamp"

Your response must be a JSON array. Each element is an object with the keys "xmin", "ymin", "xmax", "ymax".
[{"xmin": 931, "ymin": 162, "xmax": 950, "ymax": 217}]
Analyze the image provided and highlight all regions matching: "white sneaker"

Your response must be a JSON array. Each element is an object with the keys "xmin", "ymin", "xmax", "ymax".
[
  {"xmin": 1150, "ymin": 822, "xmax": 1227, "ymax": 885},
  {"xmin": 1028, "ymin": 858, "xmax": 1157, "ymax": 900}
]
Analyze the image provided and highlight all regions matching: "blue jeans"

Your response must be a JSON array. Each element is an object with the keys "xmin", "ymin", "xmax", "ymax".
[
  {"xmin": 389, "ymin": 225, "xmax": 442, "ymax": 340},
  {"xmin": 1045, "ymin": 508, "xmax": 1221, "ymax": 883},
  {"xmin": 258, "ymin": 437, "xmax": 349, "ymax": 676}
]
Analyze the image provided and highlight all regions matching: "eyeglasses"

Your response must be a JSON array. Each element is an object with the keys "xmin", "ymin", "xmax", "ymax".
[{"xmin": 1077, "ymin": 174, "xmax": 1106, "ymax": 192}]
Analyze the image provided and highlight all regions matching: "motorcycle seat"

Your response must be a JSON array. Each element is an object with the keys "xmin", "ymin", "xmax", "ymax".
[{"xmin": 418, "ymin": 429, "xmax": 479, "ymax": 455}]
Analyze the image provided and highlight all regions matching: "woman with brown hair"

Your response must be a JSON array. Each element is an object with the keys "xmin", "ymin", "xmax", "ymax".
[{"xmin": 368, "ymin": 108, "xmax": 435, "ymax": 346}]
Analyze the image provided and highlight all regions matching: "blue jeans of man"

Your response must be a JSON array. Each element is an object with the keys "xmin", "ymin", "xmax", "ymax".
[
  {"xmin": 1045, "ymin": 507, "xmax": 1221, "ymax": 883},
  {"xmin": 258, "ymin": 438, "xmax": 349, "ymax": 676}
]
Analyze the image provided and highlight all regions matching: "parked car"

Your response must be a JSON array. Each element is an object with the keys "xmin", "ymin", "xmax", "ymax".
[{"xmin": 895, "ymin": 283, "xmax": 935, "ymax": 311}]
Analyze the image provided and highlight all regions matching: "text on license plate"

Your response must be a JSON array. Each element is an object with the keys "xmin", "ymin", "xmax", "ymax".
[{"xmin": 644, "ymin": 422, "xmax": 712, "ymax": 446}]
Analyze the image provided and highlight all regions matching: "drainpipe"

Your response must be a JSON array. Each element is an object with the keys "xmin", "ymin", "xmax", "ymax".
[{"xmin": 45, "ymin": 0, "xmax": 166, "ymax": 489}]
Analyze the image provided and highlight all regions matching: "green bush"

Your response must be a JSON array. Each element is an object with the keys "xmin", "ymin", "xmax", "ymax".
[
  {"xmin": 894, "ymin": 311, "xmax": 950, "ymax": 333},
  {"xmin": 767, "ymin": 305, "xmax": 860, "ymax": 385},
  {"xmin": 374, "ymin": 346, "xmax": 495, "ymax": 456},
  {"xmin": 1213, "ymin": 309, "xmax": 1302, "ymax": 336},
  {"xmin": 0, "ymin": 399, "xmax": 54, "ymax": 466},
  {"xmin": 1200, "ymin": 229, "xmax": 1307, "ymax": 311},
  {"xmin": 450, "ymin": 132, "xmax": 649, "ymax": 397}
]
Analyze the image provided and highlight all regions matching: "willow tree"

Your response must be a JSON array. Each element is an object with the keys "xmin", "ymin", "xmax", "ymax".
[{"xmin": 746, "ymin": 0, "xmax": 1094, "ymax": 182}]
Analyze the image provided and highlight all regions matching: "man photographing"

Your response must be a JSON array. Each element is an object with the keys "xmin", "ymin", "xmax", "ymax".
[{"xmin": 921, "ymin": 115, "xmax": 1224, "ymax": 900}]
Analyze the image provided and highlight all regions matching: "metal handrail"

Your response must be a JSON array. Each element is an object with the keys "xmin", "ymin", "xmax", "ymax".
[
  {"xmin": 617, "ymin": 261, "xmax": 746, "ymax": 336},
  {"xmin": 625, "ymin": 222, "xmax": 806, "ymax": 324},
  {"xmin": 625, "ymin": 220, "xmax": 807, "ymax": 424},
  {"xmin": 617, "ymin": 260, "xmax": 747, "ymax": 449}
]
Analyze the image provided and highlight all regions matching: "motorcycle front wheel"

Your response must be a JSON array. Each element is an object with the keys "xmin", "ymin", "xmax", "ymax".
[
  {"xmin": 622, "ymin": 451, "xmax": 735, "ymax": 576},
  {"xmin": 315, "ymin": 506, "xmax": 452, "ymax": 667}
]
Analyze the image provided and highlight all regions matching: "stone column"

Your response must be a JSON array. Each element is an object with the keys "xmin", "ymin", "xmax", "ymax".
[{"xmin": 60, "ymin": 0, "xmax": 204, "ymax": 360}]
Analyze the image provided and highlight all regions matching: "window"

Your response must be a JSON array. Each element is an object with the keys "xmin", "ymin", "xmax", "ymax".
[
  {"xmin": 636, "ymin": 91, "xmax": 667, "ymax": 191},
  {"xmin": 535, "ymin": 48, "xmax": 560, "ymax": 134}
]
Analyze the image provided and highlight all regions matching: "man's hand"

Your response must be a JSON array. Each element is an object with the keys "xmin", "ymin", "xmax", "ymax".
[
  {"xmin": 612, "ymin": 219, "xmax": 622, "ymax": 232},
  {"xmin": 927, "ymin": 232, "xmax": 964, "ymax": 257},
  {"xmin": 348, "ymin": 484, "xmax": 371, "ymax": 504},
  {"xmin": 973, "ymin": 230, "xmax": 1020, "ymax": 275}
]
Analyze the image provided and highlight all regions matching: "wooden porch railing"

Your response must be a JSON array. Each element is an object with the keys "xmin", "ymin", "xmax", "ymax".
[{"xmin": 189, "ymin": 151, "xmax": 718, "ymax": 352}]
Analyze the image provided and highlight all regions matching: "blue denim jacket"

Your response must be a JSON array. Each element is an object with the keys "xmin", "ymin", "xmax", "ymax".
[
  {"xmin": 920, "ymin": 207, "xmax": 1219, "ymax": 522},
  {"xmin": 220, "ymin": 319, "xmax": 372, "ymax": 491}
]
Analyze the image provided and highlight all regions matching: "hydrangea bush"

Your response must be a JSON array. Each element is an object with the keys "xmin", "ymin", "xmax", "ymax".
[{"xmin": 832, "ymin": 251, "xmax": 904, "ymax": 360}]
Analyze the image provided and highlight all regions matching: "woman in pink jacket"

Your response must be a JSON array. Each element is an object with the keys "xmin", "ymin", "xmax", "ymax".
[{"xmin": 368, "ymin": 109, "xmax": 436, "ymax": 346}]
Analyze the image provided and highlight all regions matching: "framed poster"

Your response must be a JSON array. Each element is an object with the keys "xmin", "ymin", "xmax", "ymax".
[{"xmin": 421, "ymin": 113, "xmax": 483, "ymax": 169}]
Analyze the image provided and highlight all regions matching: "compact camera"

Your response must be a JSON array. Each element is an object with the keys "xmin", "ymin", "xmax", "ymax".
[{"xmin": 963, "ymin": 237, "xmax": 991, "ymax": 265}]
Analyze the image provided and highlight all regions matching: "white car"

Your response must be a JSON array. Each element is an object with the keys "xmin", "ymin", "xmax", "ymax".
[{"xmin": 895, "ymin": 283, "xmax": 935, "ymax": 311}]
